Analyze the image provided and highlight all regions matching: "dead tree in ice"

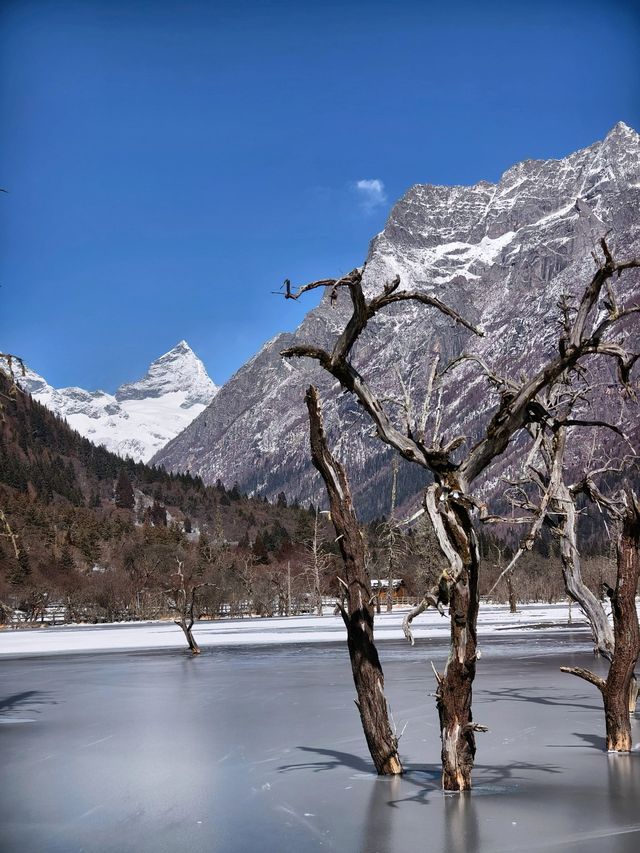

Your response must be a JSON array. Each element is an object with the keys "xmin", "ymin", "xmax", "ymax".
[
  {"xmin": 485, "ymin": 373, "xmax": 640, "ymax": 738},
  {"xmin": 305, "ymin": 385, "xmax": 403, "ymax": 775},
  {"xmin": 163, "ymin": 558, "xmax": 213, "ymax": 655},
  {"xmin": 486, "ymin": 413, "xmax": 619, "ymax": 661},
  {"xmin": 283, "ymin": 238, "xmax": 639, "ymax": 790},
  {"xmin": 560, "ymin": 490, "xmax": 640, "ymax": 751}
]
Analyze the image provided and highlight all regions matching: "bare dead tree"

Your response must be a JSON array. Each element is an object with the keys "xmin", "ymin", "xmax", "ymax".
[
  {"xmin": 162, "ymin": 558, "xmax": 213, "ymax": 655},
  {"xmin": 233, "ymin": 554, "xmax": 259, "ymax": 616},
  {"xmin": 505, "ymin": 575, "xmax": 517, "ymax": 615},
  {"xmin": 385, "ymin": 457, "xmax": 399, "ymax": 612},
  {"xmin": 303, "ymin": 508, "xmax": 329, "ymax": 616},
  {"xmin": 283, "ymin": 239, "xmax": 639, "ymax": 790},
  {"xmin": 487, "ymin": 423, "xmax": 618, "ymax": 660},
  {"xmin": 554, "ymin": 435, "xmax": 618, "ymax": 660},
  {"xmin": 0, "ymin": 507, "xmax": 21, "ymax": 561},
  {"xmin": 489, "ymin": 542, "xmax": 518, "ymax": 612},
  {"xmin": 481, "ymin": 369, "xmax": 639, "ymax": 748},
  {"xmin": 561, "ymin": 490, "xmax": 640, "ymax": 751},
  {"xmin": 305, "ymin": 385, "xmax": 402, "ymax": 775}
]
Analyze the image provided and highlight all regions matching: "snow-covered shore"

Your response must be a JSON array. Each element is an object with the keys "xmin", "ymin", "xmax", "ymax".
[{"xmin": 0, "ymin": 602, "xmax": 590, "ymax": 657}]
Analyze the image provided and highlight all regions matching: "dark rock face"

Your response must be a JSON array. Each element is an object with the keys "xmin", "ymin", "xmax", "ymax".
[{"xmin": 152, "ymin": 123, "xmax": 640, "ymax": 518}]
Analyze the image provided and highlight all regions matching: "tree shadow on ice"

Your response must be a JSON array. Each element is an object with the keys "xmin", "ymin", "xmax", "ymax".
[
  {"xmin": 567, "ymin": 721, "xmax": 640, "ymax": 753},
  {"xmin": 280, "ymin": 747, "xmax": 565, "ymax": 853},
  {"xmin": 388, "ymin": 760, "xmax": 562, "ymax": 807},
  {"xmin": 279, "ymin": 746, "xmax": 560, "ymax": 804},
  {"xmin": 477, "ymin": 685, "xmax": 600, "ymax": 711},
  {"xmin": 278, "ymin": 745, "xmax": 440, "ymax": 784},
  {"xmin": 0, "ymin": 690, "xmax": 56, "ymax": 718},
  {"xmin": 562, "ymin": 731, "xmax": 607, "ymax": 751}
]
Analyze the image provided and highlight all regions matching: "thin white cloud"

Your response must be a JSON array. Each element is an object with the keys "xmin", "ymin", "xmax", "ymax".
[{"xmin": 354, "ymin": 178, "xmax": 387, "ymax": 213}]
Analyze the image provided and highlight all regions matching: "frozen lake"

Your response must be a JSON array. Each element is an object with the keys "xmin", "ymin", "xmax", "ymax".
[{"xmin": 1, "ymin": 622, "xmax": 639, "ymax": 852}]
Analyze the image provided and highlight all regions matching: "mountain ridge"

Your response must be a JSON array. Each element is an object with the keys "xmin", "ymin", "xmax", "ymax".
[{"xmin": 152, "ymin": 122, "xmax": 640, "ymax": 519}]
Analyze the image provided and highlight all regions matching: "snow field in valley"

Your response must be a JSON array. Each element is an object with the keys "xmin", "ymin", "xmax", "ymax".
[{"xmin": 0, "ymin": 601, "xmax": 601, "ymax": 657}]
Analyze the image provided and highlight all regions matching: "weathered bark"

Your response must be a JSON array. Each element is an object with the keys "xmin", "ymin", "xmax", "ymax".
[
  {"xmin": 305, "ymin": 386, "xmax": 402, "ymax": 775},
  {"xmin": 424, "ymin": 482, "xmax": 484, "ymax": 791},
  {"xmin": 603, "ymin": 499, "xmax": 640, "ymax": 750},
  {"xmin": 557, "ymin": 483, "xmax": 615, "ymax": 658},
  {"xmin": 403, "ymin": 484, "xmax": 485, "ymax": 790},
  {"xmin": 551, "ymin": 430, "xmax": 639, "ymax": 720},
  {"xmin": 561, "ymin": 493, "xmax": 640, "ymax": 752},
  {"xmin": 553, "ymin": 432, "xmax": 615, "ymax": 659},
  {"xmin": 176, "ymin": 618, "xmax": 201, "ymax": 655}
]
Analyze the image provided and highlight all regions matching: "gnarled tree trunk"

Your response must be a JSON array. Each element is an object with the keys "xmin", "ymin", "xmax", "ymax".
[
  {"xmin": 556, "ymin": 478, "xmax": 615, "ymax": 660},
  {"xmin": 603, "ymin": 498, "xmax": 640, "ymax": 750},
  {"xmin": 424, "ymin": 482, "xmax": 483, "ymax": 791},
  {"xmin": 164, "ymin": 560, "xmax": 210, "ymax": 655},
  {"xmin": 177, "ymin": 617, "xmax": 201, "ymax": 655},
  {"xmin": 553, "ymin": 428, "xmax": 639, "ymax": 716},
  {"xmin": 306, "ymin": 386, "xmax": 402, "ymax": 776},
  {"xmin": 561, "ymin": 493, "xmax": 640, "ymax": 751}
]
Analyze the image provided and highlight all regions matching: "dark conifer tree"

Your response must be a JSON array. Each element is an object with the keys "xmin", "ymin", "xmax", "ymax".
[
  {"xmin": 147, "ymin": 500, "xmax": 167, "ymax": 527},
  {"xmin": 7, "ymin": 540, "xmax": 31, "ymax": 586},
  {"xmin": 115, "ymin": 469, "xmax": 135, "ymax": 510},
  {"xmin": 58, "ymin": 545, "xmax": 75, "ymax": 573}
]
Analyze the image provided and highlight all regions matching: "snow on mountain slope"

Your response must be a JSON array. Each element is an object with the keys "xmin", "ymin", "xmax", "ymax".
[
  {"xmin": 152, "ymin": 122, "xmax": 640, "ymax": 518},
  {"xmin": 1, "ymin": 342, "xmax": 219, "ymax": 463}
]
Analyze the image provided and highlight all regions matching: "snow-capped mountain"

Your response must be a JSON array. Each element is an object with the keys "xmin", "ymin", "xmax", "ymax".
[
  {"xmin": 152, "ymin": 122, "xmax": 640, "ymax": 518},
  {"xmin": 3, "ymin": 341, "xmax": 219, "ymax": 463}
]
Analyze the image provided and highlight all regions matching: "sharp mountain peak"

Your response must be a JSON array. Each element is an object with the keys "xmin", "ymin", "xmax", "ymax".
[{"xmin": 1, "ymin": 341, "xmax": 219, "ymax": 464}]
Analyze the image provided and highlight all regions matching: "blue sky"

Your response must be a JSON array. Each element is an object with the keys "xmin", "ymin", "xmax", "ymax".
[{"xmin": 1, "ymin": 0, "xmax": 639, "ymax": 390}]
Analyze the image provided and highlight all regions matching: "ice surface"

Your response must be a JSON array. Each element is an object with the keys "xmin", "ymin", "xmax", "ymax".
[{"xmin": 1, "ymin": 631, "xmax": 638, "ymax": 853}]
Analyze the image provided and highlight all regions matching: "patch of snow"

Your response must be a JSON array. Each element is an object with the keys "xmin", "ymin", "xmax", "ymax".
[{"xmin": 0, "ymin": 601, "xmax": 603, "ymax": 657}]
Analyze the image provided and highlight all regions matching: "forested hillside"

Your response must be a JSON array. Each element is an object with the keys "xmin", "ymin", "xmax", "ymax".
[
  {"xmin": 0, "ymin": 372, "xmax": 336, "ymax": 623},
  {"xmin": 0, "ymin": 371, "xmax": 621, "ymax": 625}
]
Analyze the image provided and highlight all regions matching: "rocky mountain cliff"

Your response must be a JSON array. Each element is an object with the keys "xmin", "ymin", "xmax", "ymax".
[
  {"xmin": 3, "ymin": 342, "xmax": 218, "ymax": 463},
  {"xmin": 153, "ymin": 123, "xmax": 640, "ymax": 517}
]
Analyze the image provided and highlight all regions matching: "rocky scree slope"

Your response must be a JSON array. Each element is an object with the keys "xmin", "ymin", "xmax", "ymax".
[{"xmin": 153, "ymin": 123, "xmax": 640, "ymax": 518}]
